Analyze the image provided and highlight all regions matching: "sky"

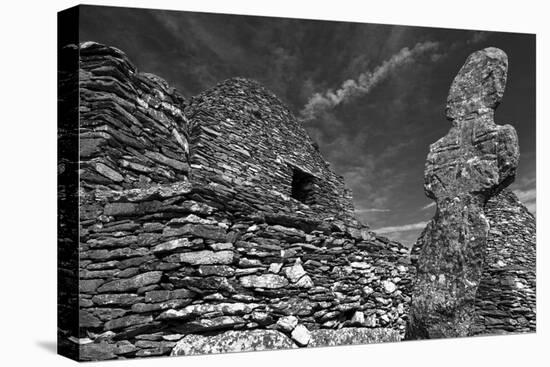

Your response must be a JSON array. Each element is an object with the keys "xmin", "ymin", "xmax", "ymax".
[{"xmin": 79, "ymin": 5, "xmax": 536, "ymax": 247}]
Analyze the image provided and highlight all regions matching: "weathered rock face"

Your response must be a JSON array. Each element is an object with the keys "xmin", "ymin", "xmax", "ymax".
[
  {"xmin": 411, "ymin": 189, "xmax": 536, "ymax": 336},
  {"xmin": 170, "ymin": 327, "xmax": 401, "ymax": 356},
  {"xmin": 58, "ymin": 42, "xmax": 414, "ymax": 360},
  {"xmin": 406, "ymin": 48, "xmax": 521, "ymax": 339},
  {"xmin": 171, "ymin": 330, "xmax": 297, "ymax": 356},
  {"xmin": 307, "ymin": 327, "xmax": 401, "ymax": 347},
  {"xmin": 445, "ymin": 47, "xmax": 508, "ymax": 121}
]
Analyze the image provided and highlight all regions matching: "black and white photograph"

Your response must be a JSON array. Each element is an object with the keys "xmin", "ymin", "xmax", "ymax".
[
  {"xmin": 1, "ymin": 1, "xmax": 547, "ymax": 366},
  {"xmin": 56, "ymin": 3, "xmax": 539, "ymax": 361}
]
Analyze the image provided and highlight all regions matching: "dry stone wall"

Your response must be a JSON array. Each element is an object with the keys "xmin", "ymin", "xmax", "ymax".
[
  {"xmin": 471, "ymin": 189, "xmax": 536, "ymax": 334},
  {"xmin": 78, "ymin": 41, "xmax": 190, "ymax": 191},
  {"xmin": 78, "ymin": 184, "xmax": 411, "ymax": 359},
  {"xmin": 59, "ymin": 42, "xmax": 413, "ymax": 361}
]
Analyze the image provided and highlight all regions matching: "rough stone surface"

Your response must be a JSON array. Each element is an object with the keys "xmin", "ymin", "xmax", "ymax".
[
  {"xmin": 104, "ymin": 315, "xmax": 153, "ymax": 331},
  {"xmin": 239, "ymin": 274, "xmax": 289, "ymax": 289},
  {"xmin": 445, "ymin": 47, "xmax": 508, "ymax": 121},
  {"xmin": 97, "ymin": 271, "xmax": 162, "ymax": 293},
  {"xmin": 171, "ymin": 330, "xmax": 297, "ymax": 356},
  {"xmin": 291, "ymin": 324, "xmax": 311, "ymax": 346},
  {"xmin": 382, "ymin": 280, "xmax": 397, "ymax": 294},
  {"xmin": 276, "ymin": 315, "xmax": 298, "ymax": 332},
  {"xmin": 308, "ymin": 328, "xmax": 401, "ymax": 347},
  {"xmin": 80, "ymin": 342, "xmax": 118, "ymax": 361},
  {"xmin": 407, "ymin": 48, "xmax": 521, "ymax": 339},
  {"xmin": 158, "ymin": 302, "xmax": 260, "ymax": 320},
  {"xmin": 351, "ymin": 311, "xmax": 365, "ymax": 325},
  {"xmin": 165, "ymin": 250, "xmax": 234, "ymax": 265}
]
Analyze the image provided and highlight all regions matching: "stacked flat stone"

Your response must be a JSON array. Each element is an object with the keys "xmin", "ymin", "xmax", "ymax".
[
  {"xmin": 61, "ymin": 42, "xmax": 413, "ymax": 361},
  {"xmin": 58, "ymin": 43, "xmax": 81, "ymax": 360},
  {"xmin": 185, "ymin": 77, "xmax": 359, "ymax": 229},
  {"xmin": 78, "ymin": 41, "xmax": 190, "ymax": 191},
  {"xmin": 472, "ymin": 189, "xmax": 536, "ymax": 334},
  {"xmin": 77, "ymin": 182, "xmax": 412, "ymax": 360},
  {"xmin": 407, "ymin": 48, "xmax": 524, "ymax": 339}
]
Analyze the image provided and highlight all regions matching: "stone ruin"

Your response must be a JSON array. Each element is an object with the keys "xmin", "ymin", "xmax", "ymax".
[
  {"xmin": 58, "ymin": 42, "xmax": 411, "ymax": 361},
  {"xmin": 407, "ymin": 48, "xmax": 535, "ymax": 338},
  {"xmin": 57, "ymin": 42, "xmax": 535, "ymax": 361}
]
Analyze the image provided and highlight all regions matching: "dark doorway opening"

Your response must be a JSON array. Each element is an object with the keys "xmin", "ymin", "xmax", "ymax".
[{"xmin": 290, "ymin": 167, "xmax": 316, "ymax": 205}]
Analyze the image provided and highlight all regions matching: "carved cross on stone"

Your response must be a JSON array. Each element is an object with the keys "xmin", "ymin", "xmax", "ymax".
[{"xmin": 406, "ymin": 47, "xmax": 519, "ymax": 339}]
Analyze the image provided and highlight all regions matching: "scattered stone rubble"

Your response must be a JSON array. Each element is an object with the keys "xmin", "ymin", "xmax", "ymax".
[
  {"xmin": 58, "ymin": 42, "xmax": 413, "ymax": 361},
  {"xmin": 407, "ymin": 48, "xmax": 533, "ymax": 339}
]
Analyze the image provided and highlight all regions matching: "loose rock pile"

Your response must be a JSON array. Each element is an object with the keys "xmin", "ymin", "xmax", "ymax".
[{"xmin": 58, "ymin": 42, "xmax": 413, "ymax": 361}]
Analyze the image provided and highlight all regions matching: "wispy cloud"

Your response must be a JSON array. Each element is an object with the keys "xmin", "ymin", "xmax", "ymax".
[
  {"xmin": 300, "ymin": 41, "xmax": 440, "ymax": 121},
  {"xmin": 374, "ymin": 221, "xmax": 428, "ymax": 234},
  {"xmin": 421, "ymin": 202, "xmax": 436, "ymax": 210}
]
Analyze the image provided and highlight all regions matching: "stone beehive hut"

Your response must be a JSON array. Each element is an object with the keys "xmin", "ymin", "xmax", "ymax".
[
  {"xmin": 58, "ymin": 42, "xmax": 412, "ymax": 361},
  {"xmin": 186, "ymin": 77, "xmax": 356, "ymax": 222}
]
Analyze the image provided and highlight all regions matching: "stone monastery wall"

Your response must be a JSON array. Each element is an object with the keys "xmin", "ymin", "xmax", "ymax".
[{"xmin": 58, "ymin": 42, "xmax": 412, "ymax": 360}]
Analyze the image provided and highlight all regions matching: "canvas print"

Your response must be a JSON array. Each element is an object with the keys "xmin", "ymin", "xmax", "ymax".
[{"xmin": 57, "ymin": 5, "xmax": 536, "ymax": 361}]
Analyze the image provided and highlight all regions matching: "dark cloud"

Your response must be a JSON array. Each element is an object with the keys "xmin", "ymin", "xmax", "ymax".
[{"xmin": 79, "ymin": 6, "xmax": 536, "ymax": 247}]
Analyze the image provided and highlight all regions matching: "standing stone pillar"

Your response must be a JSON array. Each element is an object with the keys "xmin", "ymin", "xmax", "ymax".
[{"xmin": 406, "ymin": 47, "xmax": 519, "ymax": 339}]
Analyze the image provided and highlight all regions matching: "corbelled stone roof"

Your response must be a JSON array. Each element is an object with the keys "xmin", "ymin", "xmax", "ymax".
[{"xmin": 185, "ymin": 76, "xmax": 357, "ymax": 225}]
